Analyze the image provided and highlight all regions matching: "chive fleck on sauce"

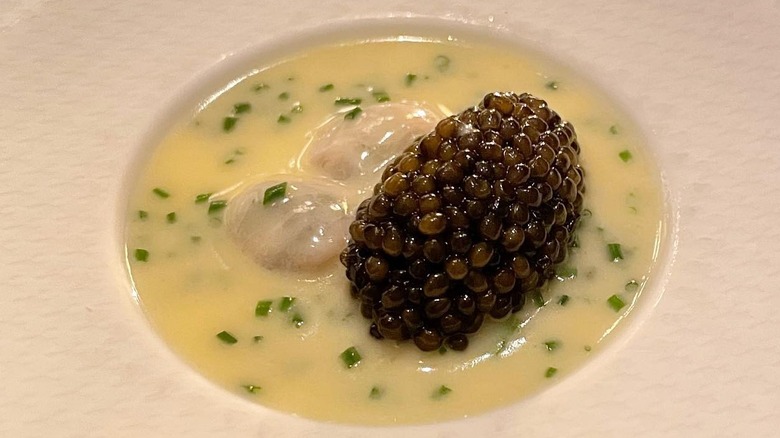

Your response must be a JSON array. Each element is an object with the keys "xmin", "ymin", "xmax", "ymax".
[{"xmin": 125, "ymin": 35, "xmax": 664, "ymax": 424}]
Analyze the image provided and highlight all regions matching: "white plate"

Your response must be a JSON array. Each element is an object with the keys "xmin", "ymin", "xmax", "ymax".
[{"xmin": 1, "ymin": 2, "xmax": 778, "ymax": 437}]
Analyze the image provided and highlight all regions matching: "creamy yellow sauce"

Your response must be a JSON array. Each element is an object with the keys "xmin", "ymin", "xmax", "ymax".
[{"xmin": 125, "ymin": 38, "xmax": 664, "ymax": 424}]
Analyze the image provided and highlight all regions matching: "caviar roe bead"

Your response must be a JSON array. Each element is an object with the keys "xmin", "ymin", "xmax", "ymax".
[{"xmin": 340, "ymin": 92, "xmax": 585, "ymax": 351}]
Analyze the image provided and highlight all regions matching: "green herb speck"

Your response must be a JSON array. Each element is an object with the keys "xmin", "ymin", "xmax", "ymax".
[
  {"xmin": 334, "ymin": 97, "xmax": 362, "ymax": 106},
  {"xmin": 216, "ymin": 330, "xmax": 238, "ymax": 345},
  {"xmin": 434, "ymin": 55, "xmax": 451, "ymax": 72},
  {"xmin": 584, "ymin": 345, "xmax": 592, "ymax": 352},
  {"xmin": 278, "ymin": 296, "xmax": 295, "ymax": 312},
  {"xmin": 253, "ymin": 83, "xmax": 269, "ymax": 92},
  {"xmin": 152, "ymin": 187, "xmax": 170, "ymax": 199},
  {"xmin": 223, "ymin": 116, "xmax": 238, "ymax": 132},
  {"xmin": 438, "ymin": 346, "xmax": 447, "ymax": 355},
  {"xmin": 194, "ymin": 193, "xmax": 212, "ymax": 204},
  {"xmin": 625, "ymin": 280, "xmax": 640, "ymax": 292},
  {"xmin": 405, "ymin": 73, "xmax": 418, "ymax": 86},
  {"xmin": 233, "ymin": 102, "xmax": 251, "ymax": 114},
  {"xmin": 165, "ymin": 212, "xmax": 177, "ymax": 224},
  {"xmin": 344, "ymin": 106, "xmax": 362, "ymax": 120},
  {"xmin": 544, "ymin": 340, "xmax": 560, "ymax": 351},
  {"xmin": 532, "ymin": 291, "xmax": 545, "ymax": 308},
  {"xmin": 555, "ymin": 265, "xmax": 577, "ymax": 279},
  {"xmin": 369, "ymin": 386, "xmax": 383, "ymax": 399},
  {"xmin": 138, "ymin": 210, "xmax": 148, "ymax": 220},
  {"xmin": 242, "ymin": 384, "xmax": 260, "ymax": 394},
  {"xmin": 291, "ymin": 313, "xmax": 304, "ymax": 328},
  {"xmin": 319, "ymin": 83, "xmax": 334, "ymax": 92},
  {"xmin": 253, "ymin": 335, "xmax": 264, "ymax": 342},
  {"xmin": 545, "ymin": 367, "xmax": 558, "ymax": 378},
  {"xmin": 208, "ymin": 200, "xmax": 227, "ymax": 215},
  {"xmin": 433, "ymin": 385, "xmax": 452, "ymax": 399},
  {"xmin": 190, "ymin": 236, "xmax": 201, "ymax": 243},
  {"xmin": 340, "ymin": 346, "xmax": 362, "ymax": 368},
  {"xmin": 263, "ymin": 182, "xmax": 287, "ymax": 205},
  {"xmin": 277, "ymin": 114, "xmax": 291, "ymax": 124},
  {"xmin": 609, "ymin": 125, "xmax": 619, "ymax": 135},
  {"xmin": 619, "ymin": 150, "xmax": 633, "ymax": 162},
  {"xmin": 291, "ymin": 104, "xmax": 303, "ymax": 113},
  {"xmin": 607, "ymin": 243, "xmax": 624, "ymax": 261},
  {"xmin": 255, "ymin": 300, "xmax": 273, "ymax": 317},
  {"xmin": 372, "ymin": 90, "xmax": 391, "ymax": 103},
  {"xmin": 558, "ymin": 295, "xmax": 570, "ymax": 306},
  {"xmin": 277, "ymin": 92, "xmax": 290, "ymax": 100},
  {"xmin": 546, "ymin": 81, "xmax": 559, "ymax": 90},
  {"xmin": 607, "ymin": 294, "xmax": 626, "ymax": 312},
  {"xmin": 134, "ymin": 248, "xmax": 149, "ymax": 262}
]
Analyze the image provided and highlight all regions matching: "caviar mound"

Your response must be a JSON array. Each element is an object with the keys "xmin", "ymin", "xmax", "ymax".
[{"xmin": 340, "ymin": 92, "xmax": 585, "ymax": 352}]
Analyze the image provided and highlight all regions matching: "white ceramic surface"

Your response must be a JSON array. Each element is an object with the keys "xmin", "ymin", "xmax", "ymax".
[{"xmin": 1, "ymin": 2, "xmax": 778, "ymax": 437}]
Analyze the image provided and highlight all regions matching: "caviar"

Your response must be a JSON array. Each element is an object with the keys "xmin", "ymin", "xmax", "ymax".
[{"xmin": 340, "ymin": 92, "xmax": 585, "ymax": 351}]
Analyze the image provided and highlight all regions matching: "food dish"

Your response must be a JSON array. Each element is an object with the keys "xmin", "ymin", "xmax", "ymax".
[{"xmin": 2, "ymin": 3, "xmax": 778, "ymax": 436}]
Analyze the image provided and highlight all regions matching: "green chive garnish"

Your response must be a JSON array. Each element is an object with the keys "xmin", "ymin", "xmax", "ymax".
[
  {"xmin": 434, "ymin": 55, "xmax": 451, "ymax": 72},
  {"xmin": 334, "ymin": 97, "xmax": 362, "ymax": 106},
  {"xmin": 291, "ymin": 313, "xmax": 304, "ymax": 328},
  {"xmin": 233, "ymin": 102, "xmax": 251, "ymax": 114},
  {"xmin": 253, "ymin": 83, "xmax": 269, "ymax": 92},
  {"xmin": 545, "ymin": 80, "xmax": 559, "ymax": 90},
  {"xmin": 152, "ymin": 187, "xmax": 170, "ymax": 198},
  {"xmin": 319, "ymin": 83, "xmax": 334, "ymax": 92},
  {"xmin": 263, "ymin": 182, "xmax": 287, "ymax": 205},
  {"xmin": 223, "ymin": 116, "xmax": 238, "ymax": 132},
  {"xmin": 544, "ymin": 340, "xmax": 560, "ymax": 351},
  {"xmin": 531, "ymin": 291, "xmax": 545, "ymax": 308},
  {"xmin": 138, "ymin": 210, "xmax": 148, "ymax": 220},
  {"xmin": 433, "ymin": 385, "xmax": 452, "ymax": 399},
  {"xmin": 216, "ymin": 330, "xmax": 238, "ymax": 344},
  {"xmin": 619, "ymin": 150, "xmax": 633, "ymax": 162},
  {"xmin": 277, "ymin": 114, "xmax": 291, "ymax": 124},
  {"xmin": 372, "ymin": 90, "xmax": 390, "ymax": 103},
  {"xmin": 438, "ymin": 345, "xmax": 447, "ymax": 355},
  {"xmin": 278, "ymin": 296, "xmax": 295, "ymax": 312},
  {"xmin": 584, "ymin": 345, "xmax": 592, "ymax": 352},
  {"xmin": 369, "ymin": 386, "xmax": 383, "ymax": 399},
  {"xmin": 545, "ymin": 367, "xmax": 558, "ymax": 378},
  {"xmin": 405, "ymin": 73, "xmax": 417, "ymax": 86},
  {"xmin": 252, "ymin": 335, "xmax": 264, "ymax": 342},
  {"xmin": 340, "ymin": 346, "xmax": 362, "ymax": 368},
  {"xmin": 277, "ymin": 92, "xmax": 289, "ymax": 100},
  {"xmin": 242, "ymin": 384, "xmax": 260, "ymax": 393},
  {"xmin": 255, "ymin": 300, "xmax": 273, "ymax": 317},
  {"xmin": 607, "ymin": 294, "xmax": 626, "ymax": 311},
  {"xmin": 134, "ymin": 248, "xmax": 149, "ymax": 262},
  {"xmin": 165, "ymin": 212, "xmax": 176, "ymax": 224},
  {"xmin": 194, "ymin": 193, "xmax": 211, "ymax": 204},
  {"xmin": 625, "ymin": 280, "xmax": 640, "ymax": 292},
  {"xmin": 208, "ymin": 200, "xmax": 227, "ymax": 215},
  {"xmin": 291, "ymin": 104, "xmax": 303, "ymax": 113},
  {"xmin": 344, "ymin": 106, "xmax": 362, "ymax": 120},
  {"xmin": 609, "ymin": 125, "xmax": 619, "ymax": 135},
  {"xmin": 607, "ymin": 243, "xmax": 624, "ymax": 261},
  {"xmin": 555, "ymin": 265, "xmax": 577, "ymax": 279},
  {"xmin": 558, "ymin": 295, "xmax": 570, "ymax": 306}
]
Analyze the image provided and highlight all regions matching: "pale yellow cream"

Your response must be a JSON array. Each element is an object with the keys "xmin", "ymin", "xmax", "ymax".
[{"xmin": 125, "ymin": 38, "xmax": 664, "ymax": 424}]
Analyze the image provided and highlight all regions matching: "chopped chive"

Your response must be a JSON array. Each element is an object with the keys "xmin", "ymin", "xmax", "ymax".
[
  {"xmin": 584, "ymin": 345, "xmax": 592, "ymax": 352},
  {"xmin": 619, "ymin": 150, "xmax": 633, "ymax": 162},
  {"xmin": 194, "ymin": 193, "xmax": 212, "ymax": 204},
  {"xmin": 372, "ymin": 90, "xmax": 391, "ymax": 103},
  {"xmin": 545, "ymin": 367, "xmax": 558, "ymax": 378},
  {"xmin": 555, "ymin": 265, "xmax": 577, "ymax": 279},
  {"xmin": 252, "ymin": 335, "xmax": 264, "ymax": 342},
  {"xmin": 263, "ymin": 182, "xmax": 287, "ymax": 205},
  {"xmin": 242, "ymin": 384, "xmax": 260, "ymax": 394},
  {"xmin": 291, "ymin": 103, "xmax": 303, "ymax": 113},
  {"xmin": 277, "ymin": 114, "xmax": 291, "ymax": 124},
  {"xmin": 152, "ymin": 187, "xmax": 170, "ymax": 198},
  {"xmin": 531, "ymin": 291, "xmax": 545, "ymax": 308},
  {"xmin": 334, "ymin": 97, "xmax": 362, "ymax": 106},
  {"xmin": 223, "ymin": 116, "xmax": 238, "ymax": 132},
  {"xmin": 165, "ymin": 212, "xmax": 177, "ymax": 224},
  {"xmin": 138, "ymin": 210, "xmax": 148, "ymax": 220},
  {"xmin": 255, "ymin": 300, "xmax": 273, "ymax": 317},
  {"xmin": 208, "ymin": 200, "xmax": 227, "ymax": 215},
  {"xmin": 344, "ymin": 106, "xmax": 362, "ymax": 120},
  {"xmin": 369, "ymin": 386, "xmax": 383, "ymax": 399},
  {"xmin": 609, "ymin": 125, "xmax": 619, "ymax": 135},
  {"xmin": 340, "ymin": 346, "xmax": 362, "ymax": 368},
  {"xmin": 433, "ymin": 385, "xmax": 452, "ymax": 399},
  {"xmin": 607, "ymin": 243, "xmax": 624, "ymax": 261},
  {"xmin": 607, "ymin": 294, "xmax": 626, "ymax": 311},
  {"xmin": 277, "ymin": 92, "xmax": 289, "ymax": 100},
  {"xmin": 558, "ymin": 295, "xmax": 570, "ymax": 306},
  {"xmin": 233, "ymin": 102, "xmax": 251, "ymax": 114},
  {"xmin": 278, "ymin": 296, "xmax": 295, "ymax": 312},
  {"xmin": 291, "ymin": 313, "xmax": 304, "ymax": 328},
  {"xmin": 134, "ymin": 248, "xmax": 149, "ymax": 262},
  {"xmin": 545, "ymin": 80, "xmax": 559, "ymax": 90},
  {"xmin": 319, "ymin": 83, "xmax": 334, "ymax": 92},
  {"xmin": 544, "ymin": 340, "xmax": 560, "ymax": 351},
  {"xmin": 625, "ymin": 280, "xmax": 640, "ymax": 292},
  {"xmin": 216, "ymin": 330, "xmax": 238, "ymax": 345},
  {"xmin": 438, "ymin": 345, "xmax": 448, "ymax": 355},
  {"xmin": 405, "ymin": 73, "xmax": 418, "ymax": 86},
  {"xmin": 190, "ymin": 236, "xmax": 201, "ymax": 243},
  {"xmin": 253, "ymin": 83, "xmax": 269, "ymax": 92},
  {"xmin": 434, "ymin": 55, "xmax": 451, "ymax": 72}
]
